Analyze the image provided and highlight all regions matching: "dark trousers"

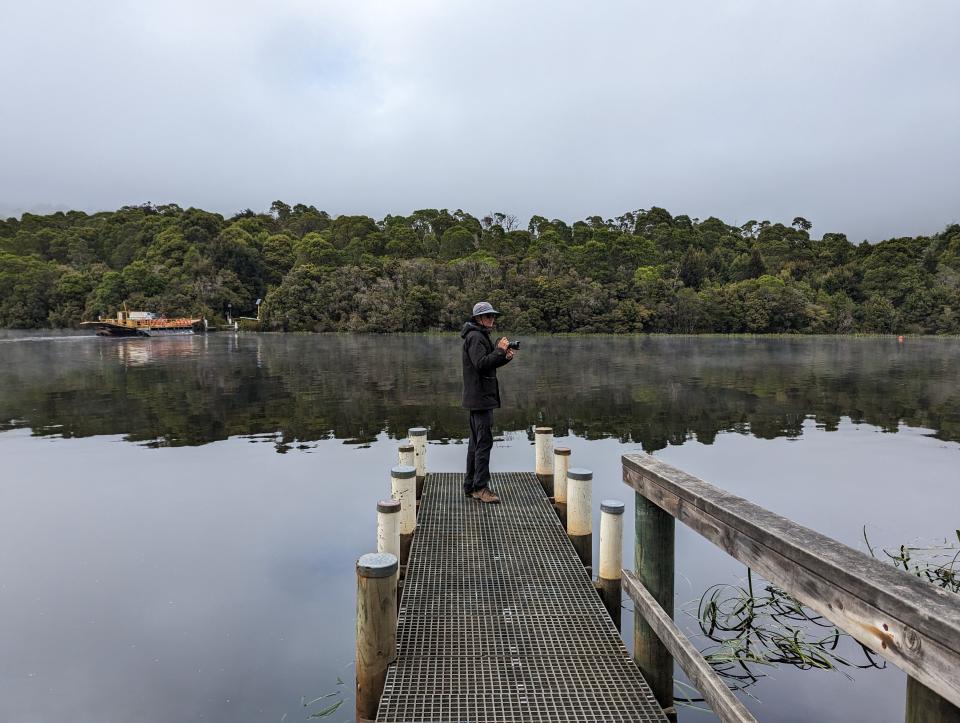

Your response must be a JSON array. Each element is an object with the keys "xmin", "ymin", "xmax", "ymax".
[{"xmin": 465, "ymin": 409, "xmax": 493, "ymax": 493}]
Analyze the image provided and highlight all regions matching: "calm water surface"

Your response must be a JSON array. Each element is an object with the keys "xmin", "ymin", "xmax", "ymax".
[{"xmin": 0, "ymin": 332, "xmax": 958, "ymax": 722}]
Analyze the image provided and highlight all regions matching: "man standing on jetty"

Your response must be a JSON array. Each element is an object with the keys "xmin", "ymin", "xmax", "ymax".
[{"xmin": 461, "ymin": 301, "xmax": 515, "ymax": 503}]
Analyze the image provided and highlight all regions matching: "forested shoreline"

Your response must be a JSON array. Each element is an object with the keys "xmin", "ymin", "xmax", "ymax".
[{"xmin": 1, "ymin": 202, "xmax": 958, "ymax": 333}]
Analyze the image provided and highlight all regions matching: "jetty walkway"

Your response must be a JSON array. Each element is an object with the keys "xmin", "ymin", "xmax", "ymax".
[
  {"xmin": 355, "ymin": 428, "xmax": 960, "ymax": 723},
  {"xmin": 376, "ymin": 471, "xmax": 666, "ymax": 722}
]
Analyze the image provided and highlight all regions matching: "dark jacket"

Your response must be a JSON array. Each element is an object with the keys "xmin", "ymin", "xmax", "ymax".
[{"xmin": 461, "ymin": 321, "xmax": 511, "ymax": 410}]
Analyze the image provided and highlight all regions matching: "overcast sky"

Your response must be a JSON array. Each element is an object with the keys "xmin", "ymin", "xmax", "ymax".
[{"xmin": 1, "ymin": 0, "xmax": 958, "ymax": 240}]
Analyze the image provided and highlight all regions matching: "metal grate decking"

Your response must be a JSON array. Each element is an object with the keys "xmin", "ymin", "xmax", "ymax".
[{"xmin": 376, "ymin": 472, "xmax": 668, "ymax": 722}]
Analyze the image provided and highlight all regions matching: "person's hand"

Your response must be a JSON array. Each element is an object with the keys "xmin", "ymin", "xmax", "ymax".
[
  {"xmin": 505, "ymin": 349, "xmax": 515, "ymax": 361},
  {"xmin": 497, "ymin": 337, "xmax": 509, "ymax": 351}
]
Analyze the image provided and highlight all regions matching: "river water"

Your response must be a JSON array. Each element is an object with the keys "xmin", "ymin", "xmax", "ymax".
[{"xmin": 0, "ymin": 332, "xmax": 957, "ymax": 722}]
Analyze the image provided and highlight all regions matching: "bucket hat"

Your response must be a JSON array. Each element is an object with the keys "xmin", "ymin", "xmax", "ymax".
[{"xmin": 471, "ymin": 301, "xmax": 500, "ymax": 318}]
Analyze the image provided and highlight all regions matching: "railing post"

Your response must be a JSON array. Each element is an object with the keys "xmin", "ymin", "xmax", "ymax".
[
  {"xmin": 599, "ymin": 499, "xmax": 624, "ymax": 630},
  {"xmin": 634, "ymin": 488, "xmax": 675, "ymax": 715},
  {"xmin": 554, "ymin": 447, "xmax": 571, "ymax": 528},
  {"xmin": 535, "ymin": 426, "xmax": 554, "ymax": 496},
  {"xmin": 567, "ymin": 467, "xmax": 593, "ymax": 574},
  {"xmin": 390, "ymin": 465, "xmax": 417, "ymax": 568},
  {"xmin": 355, "ymin": 552, "xmax": 398, "ymax": 723},
  {"xmin": 408, "ymin": 427, "xmax": 427, "ymax": 501},
  {"xmin": 906, "ymin": 676, "xmax": 960, "ymax": 723}
]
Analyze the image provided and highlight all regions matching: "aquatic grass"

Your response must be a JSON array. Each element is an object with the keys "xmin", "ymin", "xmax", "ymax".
[
  {"xmin": 655, "ymin": 526, "xmax": 960, "ymax": 709},
  {"xmin": 621, "ymin": 567, "xmax": 883, "ymax": 710},
  {"xmin": 689, "ymin": 569, "xmax": 884, "ymax": 690},
  {"xmin": 863, "ymin": 526, "xmax": 960, "ymax": 594},
  {"xmin": 637, "ymin": 567, "xmax": 885, "ymax": 708},
  {"xmin": 278, "ymin": 669, "xmax": 350, "ymax": 722},
  {"xmin": 307, "ymin": 699, "xmax": 343, "ymax": 719},
  {"xmin": 672, "ymin": 679, "xmax": 718, "ymax": 714}
]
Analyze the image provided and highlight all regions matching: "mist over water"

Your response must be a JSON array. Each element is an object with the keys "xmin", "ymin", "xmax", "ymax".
[
  {"xmin": 0, "ymin": 332, "xmax": 957, "ymax": 722},
  {"xmin": 2, "ymin": 333, "xmax": 958, "ymax": 448}
]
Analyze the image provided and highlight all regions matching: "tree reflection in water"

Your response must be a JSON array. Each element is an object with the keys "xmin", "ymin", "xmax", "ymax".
[{"xmin": 0, "ymin": 333, "xmax": 958, "ymax": 450}]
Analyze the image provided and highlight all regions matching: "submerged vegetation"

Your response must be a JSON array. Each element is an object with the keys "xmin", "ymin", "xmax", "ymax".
[
  {"xmin": 675, "ymin": 531, "xmax": 959, "ymax": 707},
  {"xmin": 1, "ymin": 202, "xmax": 959, "ymax": 333},
  {"xmin": 864, "ymin": 528, "xmax": 960, "ymax": 594},
  {"xmin": 690, "ymin": 569, "xmax": 883, "ymax": 695}
]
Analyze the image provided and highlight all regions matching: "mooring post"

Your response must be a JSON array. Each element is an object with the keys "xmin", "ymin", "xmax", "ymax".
[
  {"xmin": 599, "ymin": 499, "xmax": 624, "ymax": 630},
  {"xmin": 355, "ymin": 552, "xmax": 398, "ymax": 723},
  {"xmin": 906, "ymin": 676, "xmax": 960, "ymax": 723},
  {"xmin": 567, "ymin": 467, "xmax": 593, "ymax": 573},
  {"xmin": 398, "ymin": 443, "xmax": 415, "ymax": 473},
  {"xmin": 377, "ymin": 498, "xmax": 402, "ymax": 602},
  {"xmin": 634, "ymin": 490, "xmax": 675, "ymax": 716},
  {"xmin": 534, "ymin": 426, "xmax": 554, "ymax": 496},
  {"xmin": 390, "ymin": 465, "xmax": 417, "ymax": 568},
  {"xmin": 376, "ymin": 499, "xmax": 401, "ymax": 560},
  {"xmin": 554, "ymin": 447, "xmax": 571, "ymax": 528},
  {"xmin": 408, "ymin": 427, "xmax": 427, "ymax": 501},
  {"xmin": 398, "ymin": 443, "xmax": 416, "ymax": 508}
]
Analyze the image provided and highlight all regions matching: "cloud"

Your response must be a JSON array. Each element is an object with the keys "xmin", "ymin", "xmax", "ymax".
[{"xmin": 1, "ymin": 0, "xmax": 958, "ymax": 240}]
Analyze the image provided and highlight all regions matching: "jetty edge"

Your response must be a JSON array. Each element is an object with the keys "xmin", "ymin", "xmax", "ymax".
[{"xmin": 352, "ymin": 427, "xmax": 960, "ymax": 721}]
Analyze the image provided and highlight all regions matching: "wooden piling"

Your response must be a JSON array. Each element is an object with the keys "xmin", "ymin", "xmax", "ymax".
[
  {"xmin": 634, "ymin": 489, "xmax": 675, "ymax": 713},
  {"xmin": 398, "ymin": 443, "xmax": 417, "ymax": 505},
  {"xmin": 377, "ymin": 497, "xmax": 402, "ymax": 598},
  {"xmin": 377, "ymin": 499, "xmax": 401, "ymax": 559},
  {"xmin": 535, "ymin": 426, "xmax": 554, "ymax": 496},
  {"xmin": 567, "ymin": 467, "xmax": 593, "ymax": 573},
  {"xmin": 906, "ymin": 676, "xmax": 960, "ymax": 723},
  {"xmin": 408, "ymin": 427, "xmax": 427, "ymax": 500},
  {"xmin": 599, "ymin": 499, "xmax": 624, "ymax": 630},
  {"xmin": 398, "ymin": 443, "xmax": 415, "ymax": 473},
  {"xmin": 554, "ymin": 447, "xmax": 571, "ymax": 528},
  {"xmin": 390, "ymin": 465, "xmax": 417, "ymax": 567},
  {"xmin": 355, "ymin": 552, "xmax": 398, "ymax": 723}
]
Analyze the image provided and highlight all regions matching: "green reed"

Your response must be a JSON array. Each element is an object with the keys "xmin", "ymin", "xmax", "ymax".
[{"xmin": 863, "ymin": 526, "xmax": 960, "ymax": 594}]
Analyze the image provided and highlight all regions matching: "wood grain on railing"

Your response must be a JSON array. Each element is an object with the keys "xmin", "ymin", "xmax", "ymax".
[{"xmin": 623, "ymin": 452, "xmax": 960, "ymax": 711}]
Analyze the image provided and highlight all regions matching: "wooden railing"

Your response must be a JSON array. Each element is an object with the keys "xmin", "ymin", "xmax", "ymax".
[{"xmin": 622, "ymin": 453, "xmax": 960, "ymax": 723}]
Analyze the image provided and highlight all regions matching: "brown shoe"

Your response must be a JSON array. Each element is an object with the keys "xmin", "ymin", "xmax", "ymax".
[{"xmin": 472, "ymin": 488, "xmax": 501, "ymax": 504}]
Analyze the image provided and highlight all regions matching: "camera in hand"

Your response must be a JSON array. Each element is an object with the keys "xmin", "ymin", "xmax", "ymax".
[{"xmin": 507, "ymin": 340, "xmax": 521, "ymax": 350}]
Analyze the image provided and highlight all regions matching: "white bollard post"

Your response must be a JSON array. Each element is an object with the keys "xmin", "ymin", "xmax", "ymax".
[
  {"xmin": 377, "ymin": 499, "xmax": 401, "ymax": 560},
  {"xmin": 390, "ymin": 465, "xmax": 417, "ymax": 567},
  {"xmin": 398, "ymin": 443, "xmax": 416, "ymax": 503},
  {"xmin": 567, "ymin": 467, "xmax": 593, "ymax": 573},
  {"xmin": 377, "ymin": 497, "xmax": 402, "ymax": 597},
  {"xmin": 535, "ymin": 426, "xmax": 554, "ymax": 496},
  {"xmin": 554, "ymin": 447, "xmax": 571, "ymax": 527},
  {"xmin": 408, "ymin": 427, "xmax": 427, "ymax": 500},
  {"xmin": 599, "ymin": 499, "xmax": 625, "ymax": 630},
  {"xmin": 398, "ymin": 443, "xmax": 415, "ymax": 471}
]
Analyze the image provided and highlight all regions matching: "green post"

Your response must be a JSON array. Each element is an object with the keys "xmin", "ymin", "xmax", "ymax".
[
  {"xmin": 905, "ymin": 677, "xmax": 960, "ymax": 723},
  {"xmin": 634, "ymin": 490, "xmax": 675, "ymax": 714}
]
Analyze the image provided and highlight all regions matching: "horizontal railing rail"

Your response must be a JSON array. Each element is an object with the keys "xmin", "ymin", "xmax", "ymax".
[
  {"xmin": 622, "ymin": 452, "xmax": 960, "ymax": 720},
  {"xmin": 622, "ymin": 569, "xmax": 757, "ymax": 723}
]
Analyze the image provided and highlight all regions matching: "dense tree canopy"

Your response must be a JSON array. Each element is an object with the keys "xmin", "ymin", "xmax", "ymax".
[{"xmin": 0, "ymin": 203, "xmax": 957, "ymax": 333}]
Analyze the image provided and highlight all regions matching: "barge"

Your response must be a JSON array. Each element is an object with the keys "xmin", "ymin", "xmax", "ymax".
[{"xmin": 81, "ymin": 308, "xmax": 203, "ymax": 337}]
